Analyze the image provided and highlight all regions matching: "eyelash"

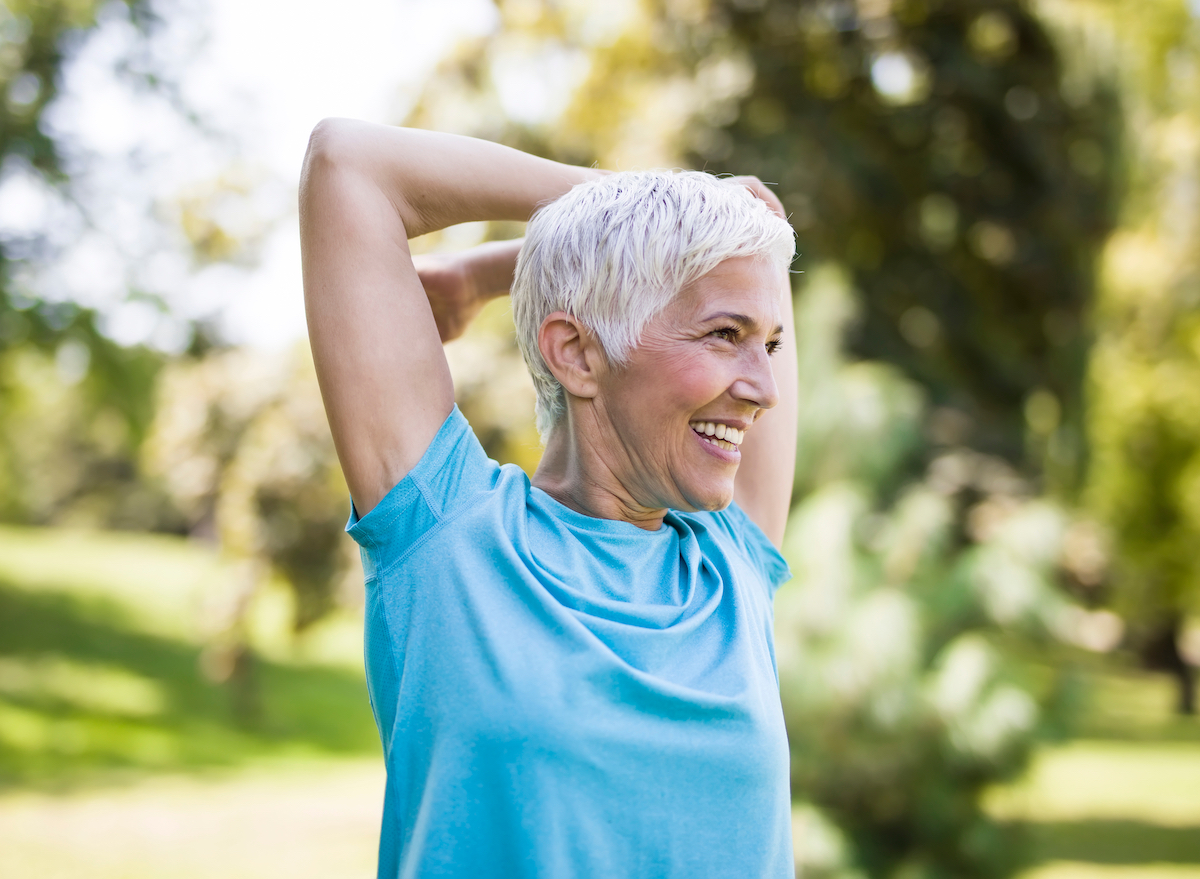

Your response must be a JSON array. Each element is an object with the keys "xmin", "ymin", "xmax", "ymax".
[{"xmin": 711, "ymin": 326, "xmax": 784, "ymax": 355}]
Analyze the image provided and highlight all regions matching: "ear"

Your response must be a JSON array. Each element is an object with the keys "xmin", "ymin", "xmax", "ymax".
[{"xmin": 537, "ymin": 312, "xmax": 606, "ymax": 400}]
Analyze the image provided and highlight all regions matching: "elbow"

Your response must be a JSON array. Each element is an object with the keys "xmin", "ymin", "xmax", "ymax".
[
  {"xmin": 304, "ymin": 117, "xmax": 358, "ymax": 172},
  {"xmin": 299, "ymin": 119, "xmax": 361, "ymax": 233},
  {"xmin": 300, "ymin": 118, "xmax": 367, "ymax": 213}
]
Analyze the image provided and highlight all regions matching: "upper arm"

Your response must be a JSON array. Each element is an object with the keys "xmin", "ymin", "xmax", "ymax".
[
  {"xmin": 300, "ymin": 120, "xmax": 452, "ymax": 516},
  {"xmin": 732, "ymin": 269, "xmax": 797, "ymax": 548}
]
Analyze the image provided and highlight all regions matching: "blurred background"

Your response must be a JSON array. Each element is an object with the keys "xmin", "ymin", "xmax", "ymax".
[{"xmin": 1, "ymin": 0, "xmax": 1199, "ymax": 876}]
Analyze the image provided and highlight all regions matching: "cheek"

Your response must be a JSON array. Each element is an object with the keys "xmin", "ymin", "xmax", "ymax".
[
  {"xmin": 631, "ymin": 368, "xmax": 705, "ymax": 420},
  {"xmin": 661, "ymin": 354, "xmax": 728, "ymax": 407},
  {"xmin": 612, "ymin": 343, "xmax": 728, "ymax": 423}
]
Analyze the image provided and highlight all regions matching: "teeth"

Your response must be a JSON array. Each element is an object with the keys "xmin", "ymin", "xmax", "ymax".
[{"xmin": 689, "ymin": 421, "xmax": 744, "ymax": 447}]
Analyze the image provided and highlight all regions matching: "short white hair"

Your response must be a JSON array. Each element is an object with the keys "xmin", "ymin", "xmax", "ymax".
[{"xmin": 512, "ymin": 170, "xmax": 796, "ymax": 437}]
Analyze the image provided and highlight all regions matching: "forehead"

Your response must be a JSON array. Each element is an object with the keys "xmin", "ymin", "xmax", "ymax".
[{"xmin": 666, "ymin": 255, "xmax": 783, "ymax": 328}]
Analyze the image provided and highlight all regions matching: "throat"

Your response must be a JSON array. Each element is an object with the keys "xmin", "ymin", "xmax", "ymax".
[
  {"xmin": 533, "ymin": 420, "xmax": 668, "ymax": 531},
  {"xmin": 537, "ymin": 481, "xmax": 667, "ymax": 532}
]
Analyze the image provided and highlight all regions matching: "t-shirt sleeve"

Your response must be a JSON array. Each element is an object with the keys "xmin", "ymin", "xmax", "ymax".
[
  {"xmin": 344, "ymin": 405, "xmax": 497, "ymax": 577},
  {"xmin": 703, "ymin": 502, "xmax": 792, "ymax": 597}
]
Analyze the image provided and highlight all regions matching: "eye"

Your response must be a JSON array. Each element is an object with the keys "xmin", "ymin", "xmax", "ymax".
[
  {"xmin": 766, "ymin": 338, "xmax": 783, "ymax": 356},
  {"xmin": 711, "ymin": 326, "xmax": 739, "ymax": 342}
]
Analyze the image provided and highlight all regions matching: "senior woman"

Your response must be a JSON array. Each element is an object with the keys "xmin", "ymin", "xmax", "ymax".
[{"xmin": 299, "ymin": 119, "xmax": 798, "ymax": 878}]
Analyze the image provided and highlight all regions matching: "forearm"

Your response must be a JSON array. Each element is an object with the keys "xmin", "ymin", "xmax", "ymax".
[
  {"xmin": 303, "ymin": 119, "xmax": 598, "ymax": 239},
  {"xmin": 458, "ymin": 238, "xmax": 524, "ymax": 300},
  {"xmin": 412, "ymin": 238, "xmax": 525, "ymax": 342},
  {"xmin": 733, "ymin": 269, "xmax": 798, "ymax": 548}
]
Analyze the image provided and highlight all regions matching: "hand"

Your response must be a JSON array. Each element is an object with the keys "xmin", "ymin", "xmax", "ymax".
[
  {"xmin": 726, "ymin": 175, "xmax": 787, "ymax": 221},
  {"xmin": 414, "ymin": 252, "xmax": 486, "ymax": 343}
]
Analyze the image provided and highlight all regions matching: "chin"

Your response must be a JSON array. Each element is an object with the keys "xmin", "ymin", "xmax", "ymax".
[{"xmin": 677, "ymin": 484, "xmax": 735, "ymax": 513}]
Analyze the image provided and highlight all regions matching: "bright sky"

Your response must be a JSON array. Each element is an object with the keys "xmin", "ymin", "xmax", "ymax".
[
  {"xmin": 2, "ymin": 0, "xmax": 497, "ymax": 350},
  {"xmin": 191, "ymin": 0, "xmax": 498, "ymax": 348}
]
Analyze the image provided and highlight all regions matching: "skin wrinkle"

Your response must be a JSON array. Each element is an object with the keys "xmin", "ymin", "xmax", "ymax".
[{"xmin": 534, "ymin": 255, "xmax": 782, "ymax": 532}]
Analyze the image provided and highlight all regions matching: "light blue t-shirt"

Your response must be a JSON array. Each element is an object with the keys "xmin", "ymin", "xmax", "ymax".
[{"xmin": 347, "ymin": 406, "xmax": 793, "ymax": 879}]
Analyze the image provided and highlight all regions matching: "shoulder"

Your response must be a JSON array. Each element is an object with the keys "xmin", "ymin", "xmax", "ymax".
[
  {"xmin": 346, "ymin": 406, "xmax": 525, "ymax": 569},
  {"xmin": 678, "ymin": 502, "xmax": 792, "ymax": 594}
]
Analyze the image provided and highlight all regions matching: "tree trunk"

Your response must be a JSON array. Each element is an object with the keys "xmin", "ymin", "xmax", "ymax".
[{"xmin": 1141, "ymin": 615, "xmax": 1196, "ymax": 716}]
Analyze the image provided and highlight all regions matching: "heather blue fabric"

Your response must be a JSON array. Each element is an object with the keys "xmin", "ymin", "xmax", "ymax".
[{"xmin": 347, "ymin": 406, "xmax": 793, "ymax": 879}]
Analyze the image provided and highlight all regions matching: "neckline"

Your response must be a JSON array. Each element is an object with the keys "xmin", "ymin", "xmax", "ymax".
[{"xmin": 529, "ymin": 485, "xmax": 672, "ymax": 537}]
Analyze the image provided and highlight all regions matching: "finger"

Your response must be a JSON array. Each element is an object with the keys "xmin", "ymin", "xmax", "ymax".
[{"xmin": 725, "ymin": 175, "xmax": 786, "ymax": 220}]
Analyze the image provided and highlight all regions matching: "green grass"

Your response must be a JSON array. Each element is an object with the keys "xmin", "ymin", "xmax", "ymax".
[
  {"xmin": 0, "ymin": 525, "xmax": 379, "ymax": 790},
  {"xmin": 0, "ymin": 525, "xmax": 226, "ymax": 639},
  {"xmin": 986, "ymin": 740, "xmax": 1200, "ymax": 877}
]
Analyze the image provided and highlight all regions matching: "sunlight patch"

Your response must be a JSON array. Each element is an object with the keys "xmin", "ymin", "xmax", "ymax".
[{"xmin": 0, "ymin": 656, "xmax": 166, "ymax": 718}]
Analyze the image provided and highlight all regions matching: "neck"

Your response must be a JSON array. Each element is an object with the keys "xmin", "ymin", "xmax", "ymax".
[{"xmin": 532, "ymin": 410, "xmax": 667, "ymax": 532}]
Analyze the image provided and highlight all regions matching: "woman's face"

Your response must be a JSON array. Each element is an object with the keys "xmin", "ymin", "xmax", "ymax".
[{"xmin": 590, "ymin": 254, "xmax": 784, "ymax": 514}]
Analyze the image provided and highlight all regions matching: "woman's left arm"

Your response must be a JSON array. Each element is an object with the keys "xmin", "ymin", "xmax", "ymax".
[
  {"xmin": 730, "ymin": 180, "xmax": 798, "ymax": 549},
  {"xmin": 413, "ymin": 238, "xmax": 524, "ymax": 342}
]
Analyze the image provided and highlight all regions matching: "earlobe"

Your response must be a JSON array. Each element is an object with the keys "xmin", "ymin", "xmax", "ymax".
[{"xmin": 538, "ymin": 312, "xmax": 602, "ymax": 400}]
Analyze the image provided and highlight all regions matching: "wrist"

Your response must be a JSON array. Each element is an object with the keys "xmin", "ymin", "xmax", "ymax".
[{"xmin": 465, "ymin": 238, "xmax": 523, "ymax": 300}]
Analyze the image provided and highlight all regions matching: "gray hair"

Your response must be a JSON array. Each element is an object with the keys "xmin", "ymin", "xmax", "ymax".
[{"xmin": 511, "ymin": 170, "xmax": 796, "ymax": 437}]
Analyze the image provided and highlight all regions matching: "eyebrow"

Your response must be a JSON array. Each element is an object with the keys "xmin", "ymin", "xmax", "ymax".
[{"xmin": 703, "ymin": 312, "xmax": 785, "ymax": 335}]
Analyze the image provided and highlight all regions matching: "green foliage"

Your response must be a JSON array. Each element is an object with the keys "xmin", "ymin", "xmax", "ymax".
[
  {"xmin": 698, "ymin": 0, "xmax": 1122, "ymax": 478},
  {"xmin": 1064, "ymin": 0, "xmax": 1200, "ymax": 700},
  {"xmin": 0, "ymin": 0, "xmax": 154, "ymax": 350},
  {"xmin": 0, "ymin": 345, "xmax": 177, "ymax": 528},
  {"xmin": 442, "ymin": 293, "xmax": 545, "ymax": 474},
  {"xmin": 409, "ymin": 0, "xmax": 1122, "ymax": 480},
  {"xmin": 0, "ymin": 0, "xmax": 180, "ymax": 529},
  {"xmin": 777, "ymin": 266, "xmax": 1096, "ymax": 878},
  {"xmin": 145, "ymin": 346, "xmax": 358, "ymax": 633}
]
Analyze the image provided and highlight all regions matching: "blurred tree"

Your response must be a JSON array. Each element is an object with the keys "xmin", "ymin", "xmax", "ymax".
[
  {"xmin": 698, "ymin": 0, "xmax": 1121, "ymax": 491},
  {"xmin": 145, "ymin": 345, "xmax": 358, "ymax": 632},
  {"xmin": 0, "ymin": 0, "xmax": 179, "ymax": 530},
  {"xmin": 778, "ymin": 265, "xmax": 1109, "ymax": 879},
  {"xmin": 1041, "ymin": 0, "xmax": 1200, "ymax": 713},
  {"xmin": 0, "ymin": 0, "xmax": 173, "ymax": 525},
  {"xmin": 0, "ymin": 0, "xmax": 246, "ymax": 530},
  {"xmin": 144, "ymin": 345, "xmax": 360, "ymax": 721},
  {"xmin": 0, "ymin": 343, "xmax": 180, "ymax": 528},
  {"xmin": 0, "ymin": 0, "xmax": 165, "ymax": 398}
]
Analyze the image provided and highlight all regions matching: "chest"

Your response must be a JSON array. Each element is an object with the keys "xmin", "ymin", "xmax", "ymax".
[{"xmin": 385, "ymin": 550, "xmax": 783, "ymax": 775}]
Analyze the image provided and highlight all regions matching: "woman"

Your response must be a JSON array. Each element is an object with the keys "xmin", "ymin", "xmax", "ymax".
[{"xmin": 299, "ymin": 119, "xmax": 798, "ymax": 878}]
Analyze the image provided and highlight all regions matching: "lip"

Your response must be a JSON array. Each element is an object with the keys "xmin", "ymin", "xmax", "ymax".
[{"xmin": 691, "ymin": 426, "xmax": 741, "ymax": 462}]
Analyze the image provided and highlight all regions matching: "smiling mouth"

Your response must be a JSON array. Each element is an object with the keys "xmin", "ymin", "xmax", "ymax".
[{"xmin": 689, "ymin": 420, "xmax": 744, "ymax": 452}]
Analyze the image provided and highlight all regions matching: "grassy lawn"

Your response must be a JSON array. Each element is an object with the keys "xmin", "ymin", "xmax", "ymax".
[
  {"xmin": 0, "ymin": 525, "xmax": 379, "ymax": 789},
  {"xmin": 989, "ymin": 739, "xmax": 1200, "ymax": 879},
  {"xmin": 1, "ymin": 524, "xmax": 1197, "ymax": 878},
  {"xmin": 0, "ymin": 756, "xmax": 385, "ymax": 879},
  {"xmin": 986, "ymin": 668, "xmax": 1200, "ymax": 879}
]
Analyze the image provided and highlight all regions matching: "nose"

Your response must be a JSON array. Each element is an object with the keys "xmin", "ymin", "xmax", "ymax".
[{"xmin": 733, "ymin": 346, "xmax": 779, "ymax": 412}]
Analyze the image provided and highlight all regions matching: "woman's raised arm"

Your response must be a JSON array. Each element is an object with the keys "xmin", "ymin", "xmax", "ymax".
[
  {"xmin": 728, "ymin": 178, "xmax": 798, "ymax": 549},
  {"xmin": 299, "ymin": 120, "xmax": 597, "ymax": 515}
]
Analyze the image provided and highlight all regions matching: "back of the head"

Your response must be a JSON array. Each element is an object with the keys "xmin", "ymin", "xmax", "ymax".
[{"xmin": 512, "ymin": 170, "xmax": 796, "ymax": 438}]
